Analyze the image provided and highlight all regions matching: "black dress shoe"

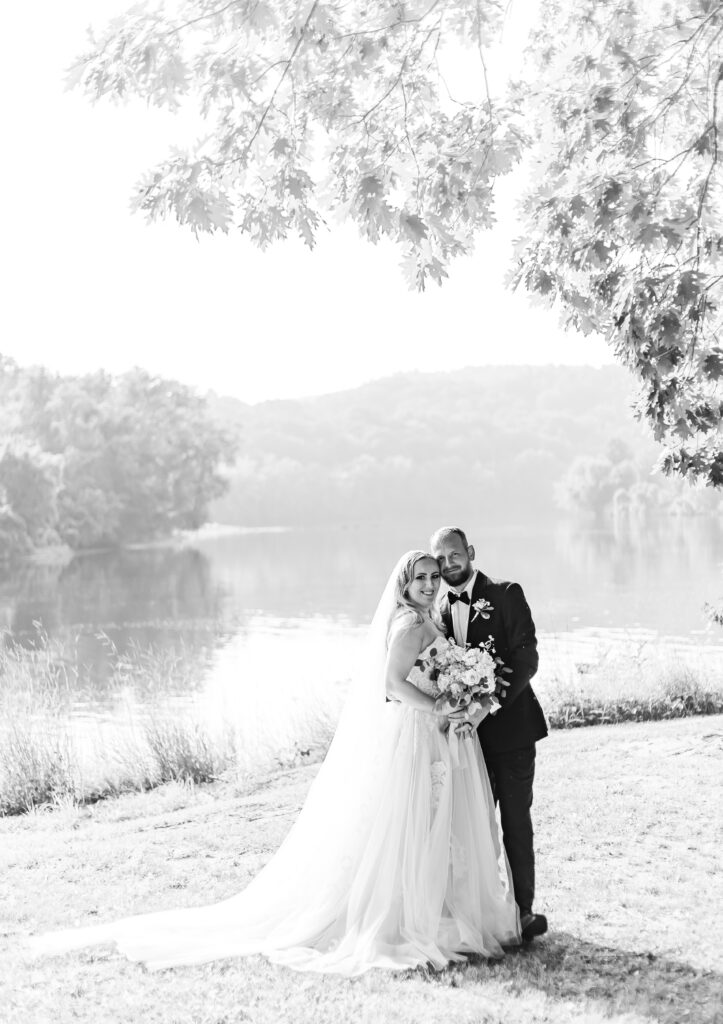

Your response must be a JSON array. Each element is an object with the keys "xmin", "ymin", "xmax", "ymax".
[{"xmin": 520, "ymin": 912, "xmax": 548, "ymax": 941}]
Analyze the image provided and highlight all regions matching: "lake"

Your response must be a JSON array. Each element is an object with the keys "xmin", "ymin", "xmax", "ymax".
[{"xmin": 2, "ymin": 515, "xmax": 723, "ymax": 748}]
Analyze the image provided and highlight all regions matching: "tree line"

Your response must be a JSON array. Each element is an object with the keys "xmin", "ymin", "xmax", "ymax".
[
  {"xmin": 208, "ymin": 365, "xmax": 720, "ymax": 527},
  {"xmin": 0, "ymin": 357, "xmax": 236, "ymax": 567},
  {"xmin": 2, "ymin": 360, "xmax": 716, "ymax": 570}
]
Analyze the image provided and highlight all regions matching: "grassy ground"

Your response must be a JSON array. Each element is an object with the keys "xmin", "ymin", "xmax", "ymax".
[{"xmin": 2, "ymin": 714, "xmax": 722, "ymax": 1024}]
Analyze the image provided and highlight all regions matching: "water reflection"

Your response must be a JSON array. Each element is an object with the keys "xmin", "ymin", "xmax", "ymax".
[
  {"xmin": 0, "ymin": 547, "xmax": 233, "ymax": 704},
  {"xmin": 1, "ymin": 546, "xmax": 227, "ymax": 638},
  {"xmin": 550, "ymin": 516, "xmax": 723, "ymax": 635},
  {"xmin": 1, "ymin": 517, "xmax": 722, "ymax": 710}
]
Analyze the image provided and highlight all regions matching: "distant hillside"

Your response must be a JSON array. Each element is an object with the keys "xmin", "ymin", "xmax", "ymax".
[{"xmin": 207, "ymin": 365, "xmax": 675, "ymax": 527}]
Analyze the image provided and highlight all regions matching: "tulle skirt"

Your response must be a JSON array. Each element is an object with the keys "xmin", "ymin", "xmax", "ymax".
[{"xmin": 27, "ymin": 703, "xmax": 520, "ymax": 975}]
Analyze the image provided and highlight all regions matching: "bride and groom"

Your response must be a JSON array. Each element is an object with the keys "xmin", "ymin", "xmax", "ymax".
[{"xmin": 28, "ymin": 526, "xmax": 548, "ymax": 975}]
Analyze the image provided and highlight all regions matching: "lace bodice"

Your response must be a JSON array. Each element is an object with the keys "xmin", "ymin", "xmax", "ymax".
[{"xmin": 407, "ymin": 638, "xmax": 446, "ymax": 698}]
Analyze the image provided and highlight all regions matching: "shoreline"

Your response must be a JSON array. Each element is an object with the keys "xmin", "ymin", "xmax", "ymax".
[
  {"xmin": 10, "ymin": 523, "xmax": 290, "ymax": 570},
  {"xmin": 3, "ymin": 693, "xmax": 723, "ymax": 818},
  {"xmin": 2, "ymin": 616, "xmax": 723, "ymax": 817}
]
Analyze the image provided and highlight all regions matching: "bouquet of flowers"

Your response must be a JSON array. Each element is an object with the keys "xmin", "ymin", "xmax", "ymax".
[{"xmin": 422, "ymin": 637, "xmax": 510, "ymax": 718}]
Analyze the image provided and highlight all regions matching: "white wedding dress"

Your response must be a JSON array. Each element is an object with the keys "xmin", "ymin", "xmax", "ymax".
[{"xmin": 28, "ymin": 559, "xmax": 520, "ymax": 975}]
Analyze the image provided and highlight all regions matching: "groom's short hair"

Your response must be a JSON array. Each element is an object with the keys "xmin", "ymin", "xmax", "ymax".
[{"xmin": 430, "ymin": 526, "xmax": 470, "ymax": 550}]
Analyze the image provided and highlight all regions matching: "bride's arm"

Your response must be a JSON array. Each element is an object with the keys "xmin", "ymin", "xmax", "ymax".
[{"xmin": 385, "ymin": 626, "xmax": 444, "ymax": 714}]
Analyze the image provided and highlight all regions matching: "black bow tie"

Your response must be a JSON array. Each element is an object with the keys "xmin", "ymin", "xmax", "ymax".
[{"xmin": 448, "ymin": 590, "xmax": 471, "ymax": 606}]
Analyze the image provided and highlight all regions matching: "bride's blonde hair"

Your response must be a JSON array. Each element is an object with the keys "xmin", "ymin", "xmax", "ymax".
[{"xmin": 390, "ymin": 550, "xmax": 443, "ymax": 631}]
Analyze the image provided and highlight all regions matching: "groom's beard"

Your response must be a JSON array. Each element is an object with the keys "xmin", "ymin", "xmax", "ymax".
[{"xmin": 442, "ymin": 566, "xmax": 473, "ymax": 589}]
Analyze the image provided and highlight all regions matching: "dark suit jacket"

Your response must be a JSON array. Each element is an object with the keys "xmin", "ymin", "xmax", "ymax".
[{"xmin": 440, "ymin": 571, "xmax": 548, "ymax": 755}]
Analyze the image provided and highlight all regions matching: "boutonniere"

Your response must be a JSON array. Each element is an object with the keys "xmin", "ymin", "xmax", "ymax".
[{"xmin": 471, "ymin": 598, "xmax": 494, "ymax": 622}]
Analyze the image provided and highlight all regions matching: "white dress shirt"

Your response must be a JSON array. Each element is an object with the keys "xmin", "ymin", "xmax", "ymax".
[{"xmin": 449, "ymin": 570, "xmax": 478, "ymax": 647}]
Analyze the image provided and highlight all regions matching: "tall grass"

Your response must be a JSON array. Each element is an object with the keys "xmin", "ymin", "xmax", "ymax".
[
  {"xmin": 0, "ymin": 723, "xmax": 77, "ymax": 812},
  {"xmin": 536, "ymin": 635, "xmax": 723, "ymax": 728},
  {"xmin": 1, "ymin": 630, "xmax": 722, "ymax": 815},
  {"xmin": 0, "ymin": 632, "xmax": 335, "ymax": 815},
  {"xmin": 547, "ymin": 677, "xmax": 723, "ymax": 728}
]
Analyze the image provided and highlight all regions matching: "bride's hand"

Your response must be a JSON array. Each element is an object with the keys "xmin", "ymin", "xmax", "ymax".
[{"xmin": 453, "ymin": 705, "xmax": 490, "ymax": 737}]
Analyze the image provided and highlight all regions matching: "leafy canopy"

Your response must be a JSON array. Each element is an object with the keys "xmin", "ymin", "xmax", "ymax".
[
  {"xmin": 71, "ymin": 0, "xmax": 723, "ymax": 484},
  {"xmin": 71, "ymin": 0, "xmax": 521, "ymax": 289},
  {"xmin": 513, "ymin": 0, "xmax": 723, "ymax": 488}
]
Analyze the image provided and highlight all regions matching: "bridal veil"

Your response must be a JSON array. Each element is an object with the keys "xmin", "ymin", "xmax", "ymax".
[{"xmin": 26, "ymin": 552, "xmax": 459, "ymax": 971}]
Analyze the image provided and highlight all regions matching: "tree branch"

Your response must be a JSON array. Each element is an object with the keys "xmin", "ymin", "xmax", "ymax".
[{"xmin": 224, "ymin": 0, "xmax": 320, "ymax": 164}]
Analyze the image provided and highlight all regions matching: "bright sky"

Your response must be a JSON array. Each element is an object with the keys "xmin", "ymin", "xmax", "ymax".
[{"xmin": 0, "ymin": 1, "xmax": 614, "ymax": 404}]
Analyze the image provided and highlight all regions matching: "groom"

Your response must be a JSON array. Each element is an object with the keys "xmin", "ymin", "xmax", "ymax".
[{"xmin": 430, "ymin": 526, "xmax": 548, "ymax": 942}]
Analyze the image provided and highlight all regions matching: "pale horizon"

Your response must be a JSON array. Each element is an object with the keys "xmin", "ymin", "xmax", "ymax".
[{"xmin": 1, "ymin": 350, "xmax": 628, "ymax": 408}]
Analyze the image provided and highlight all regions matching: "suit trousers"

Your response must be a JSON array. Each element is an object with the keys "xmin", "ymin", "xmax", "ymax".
[{"xmin": 483, "ymin": 745, "xmax": 536, "ymax": 916}]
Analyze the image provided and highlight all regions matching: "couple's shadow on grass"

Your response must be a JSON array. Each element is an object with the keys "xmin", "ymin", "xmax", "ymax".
[{"xmin": 415, "ymin": 931, "xmax": 722, "ymax": 1023}]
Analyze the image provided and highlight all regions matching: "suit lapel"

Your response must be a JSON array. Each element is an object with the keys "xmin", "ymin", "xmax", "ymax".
[{"xmin": 466, "ymin": 571, "xmax": 491, "ymax": 649}]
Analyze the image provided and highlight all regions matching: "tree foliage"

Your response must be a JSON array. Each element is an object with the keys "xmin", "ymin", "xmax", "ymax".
[
  {"xmin": 70, "ymin": 0, "xmax": 522, "ymax": 291},
  {"xmin": 0, "ymin": 359, "xmax": 237, "ymax": 560},
  {"xmin": 71, "ymin": 0, "xmax": 723, "ymax": 483},
  {"xmin": 0, "ymin": 442, "xmax": 61, "ymax": 544},
  {"xmin": 555, "ymin": 447, "xmax": 637, "ymax": 519},
  {"xmin": 513, "ymin": 0, "xmax": 723, "ymax": 488}
]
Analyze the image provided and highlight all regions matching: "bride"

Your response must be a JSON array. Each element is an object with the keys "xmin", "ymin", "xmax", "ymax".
[{"xmin": 28, "ymin": 551, "xmax": 520, "ymax": 975}]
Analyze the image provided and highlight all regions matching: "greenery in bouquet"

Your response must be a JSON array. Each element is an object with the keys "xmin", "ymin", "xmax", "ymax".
[{"xmin": 421, "ymin": 637, "xmax": 509, "ymax": 718}]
